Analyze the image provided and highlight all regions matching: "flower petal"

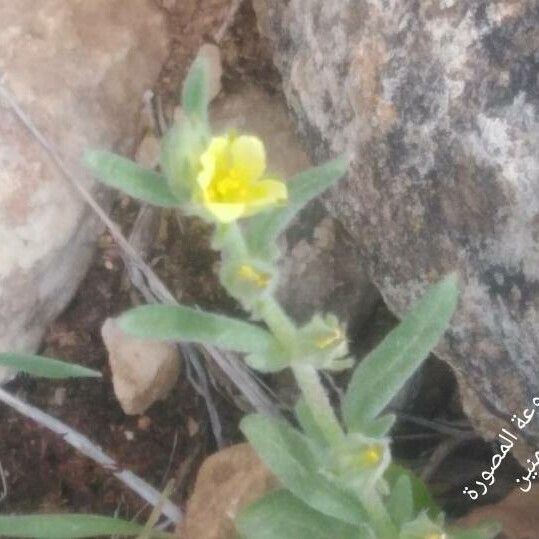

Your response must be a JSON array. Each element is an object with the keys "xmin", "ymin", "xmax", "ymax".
[
  {"xmin": 205, "ymin": 202, "xmax": 246, "ymax": 223},
  {"xmin": 248, "ymin": 178, "xmax": 288, "ymax": 206},
  {"xmin": 197, "ymin": 136, "xmax": 229, "ymax": 189},
  {"xmin": 231, "ymin": 135, "xmax": 266, "ymax": 182}
]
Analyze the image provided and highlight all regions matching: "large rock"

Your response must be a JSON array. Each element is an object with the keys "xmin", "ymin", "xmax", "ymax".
[
  {"xmin": 254, "ymin": 1, "xmax": 539, "ymax": 447},
  {"xmin": 0, "ymin": 1, "xmax": 168, "ymax": 377}
]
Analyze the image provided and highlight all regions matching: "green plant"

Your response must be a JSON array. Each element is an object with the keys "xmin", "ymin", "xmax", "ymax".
[
  {"xmin": 0, "ymin": 58, "xmax": 499, "ymax": 538},
  {"xmin": 83, "ymin": 59, "xmax": 499, "ymax": 539}
]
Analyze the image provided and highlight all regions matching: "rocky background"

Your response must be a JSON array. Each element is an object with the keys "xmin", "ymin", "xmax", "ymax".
[
  {"xmin": 253, "ymin": 0, "xmax": 539, "ymax": 455},
  {"xmin": 1, "ymin": 0, "xmax": 539, "ymax": 537}
]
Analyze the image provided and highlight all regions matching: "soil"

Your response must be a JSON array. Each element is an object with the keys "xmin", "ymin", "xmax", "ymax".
[{"xmin": 0, "ymin": 0, "xmax": 524, "ymax": 535}]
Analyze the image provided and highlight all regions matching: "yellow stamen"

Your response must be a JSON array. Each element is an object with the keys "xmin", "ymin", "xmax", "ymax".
[
  {"xmin": 237, "ymin": 265, "xmax": 271, "ymax": 288},
  {"xmin": 359, "ymin": 445, "xmax": 383, "ymax": 466},
  {"xmin": 315, "ymin": 327, "xmax": 344, "ymax": 349}
]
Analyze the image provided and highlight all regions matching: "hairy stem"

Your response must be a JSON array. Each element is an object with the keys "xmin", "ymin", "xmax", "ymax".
[{"xmin": 292, "ymin": 364, "xmax": 344, "ymax": 444}]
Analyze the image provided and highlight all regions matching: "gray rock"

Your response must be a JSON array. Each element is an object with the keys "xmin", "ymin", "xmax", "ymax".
[
  {"xmin": 254, "ymin": 0, "xmax": 539, "ymax": 446},
  {"xmin": 210, "ymin": 84, "xmax": 379, "ymax": 326},
  {"xmin": 0, "ymin": 1, "xmax": 168, "ymax": 379}
]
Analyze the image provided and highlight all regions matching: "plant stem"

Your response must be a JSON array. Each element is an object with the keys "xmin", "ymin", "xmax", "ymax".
[
  {"xmin": 292, "ymin": 364, "xmax": 344, "ymax": 445},
  {"xmin": 256, "ymin": 296, "xmax": 297, "ymax": 344}
]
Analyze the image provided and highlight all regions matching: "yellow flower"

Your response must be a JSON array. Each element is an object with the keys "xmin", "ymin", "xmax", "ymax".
[
  {"xmin": 314, "ymin": 326, "xmax": 344, "ymax": 349},
  {"xmin": 196, "ymin": 134, "xmax": 288, "ymax": 223},
  {"xmin": 237, "ymin": 264, "xmax": 272, "ymax": 289}
]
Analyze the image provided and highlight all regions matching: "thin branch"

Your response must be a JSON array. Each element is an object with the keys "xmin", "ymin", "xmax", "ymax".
[
  {"xmin": 0, "ymin": 386, "xmax": 182, "ymax": 523},
  {"xmin": 0, "ymin": 459, "xmax": 7, "ymax": 503}
]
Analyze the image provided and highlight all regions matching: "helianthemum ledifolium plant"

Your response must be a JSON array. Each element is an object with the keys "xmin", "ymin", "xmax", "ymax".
[{"xmin": 82, "ymin": 58, "xmax": 500, "ymax": 539}]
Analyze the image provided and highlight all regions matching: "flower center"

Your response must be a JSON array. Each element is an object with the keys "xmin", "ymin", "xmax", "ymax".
[{"xmin": 210, "ymin": 168, "xmax": 249, "ymax": 202}]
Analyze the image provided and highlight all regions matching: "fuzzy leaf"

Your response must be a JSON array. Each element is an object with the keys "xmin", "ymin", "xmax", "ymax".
[
  {"xmin": 295, "ymin": 399, "xmax": 327, "ymax": 447},
  {"xmin": 385, "ymin": 465, "xmax": 441, "ymax": 518},
  {"xmin": 342, "ymin": 274, "xmax": 459, "ymax": 431},
  {"xmin": 387, "ymin": 474, "xmax": 414, "ymax": 527},
  {"xmin": 182, "ymin": 57, "xmax": 210, "ymax": 122},
  {"xmin": 119, "ymin": 304, "xmax": 278, "ymax": 355},
  {"xmin": 236, "ymin": 490, "xmax": 362, "ymax": 539},
  {"xmin": 448, "ymin": 522, "xmax": 501, "ymax": 539},
  {"xmin": 84, "ymin": 150, "xmax": 181, "ymax": 208},
  {"xmin": 244, "ymin": 158, "xmax": 347, "ymax": 256},
  {"xmin": 0, "ymin": 353, "xmax": 101, "ymax": 379},
  {"xmin": 84, "ymin": 150, "xmax": 180, "ymax": 206},
  {"xmin": 241, "ymin": 414, "xmax": 368, "ymax": 527},
  {"xmin": 0, "ymin": 514, "xmax": 170, "ymax": 538}
]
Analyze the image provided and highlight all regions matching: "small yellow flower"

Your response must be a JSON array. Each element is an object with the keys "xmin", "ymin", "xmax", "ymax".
[
  {"xmin": 425, "ymin": 534, "xmax": 446, "ymax": 539},
  {"xmin": 357, "ymin": 444, "xmax": 384, "ymax": 467},
  {"xmin": 196, "ymin": 134, "xmax": 288, "ymax": 223},
  {"xmin": 315, "ymin": 327, "xmax": 344, "ymax": 349},
  {"xmin": 237, "ymin": 264, "xmax": 271, "ymax": 289}
]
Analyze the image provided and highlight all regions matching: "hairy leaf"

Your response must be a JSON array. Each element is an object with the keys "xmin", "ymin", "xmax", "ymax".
[
  {"xmin": 241, "ymin": 414, "xmax": 368, "ymax": 526},
  {"xmin": 0, "ymin": 353, "xmax": 101, "ymax": 379},
  {"xmin": 119, "ymin": 304, "xmax": 278, "ymax": 355},
  {"xmin": 343, "ymin": 275, "xmax": 459, "ymax": 431},
  {"xmin": 0, "ymin": 514, "xmax": 171, "ymax": 539},
  {"xmin": 85, "ymin": 150, "xmax": 180, "ymax": 206},
  {"xmin": 236, "ymin": 490, "xmax": 362, "ymax": 539},
  {"xmin": 244, "ymin": 158, "xmax": 347, "ymax": 256}
]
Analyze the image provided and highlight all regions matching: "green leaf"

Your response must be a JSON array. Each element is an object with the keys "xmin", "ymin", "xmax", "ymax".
[
  {"xmin": 387, "ymin": 474, "xmax": 414, "ymax": 527},
  {"xmin": 449, "ymin": 521, "xmax": 501, "ymax": 539},
  {"xmin": 182, "ymin": 57, "xmax": 209, "ymax": 122},
  {"xmin": 119, "ymin": 304, "xmax": 278, "ymax": 355},
  {"xmin": 160, "ymin": 120, "xmax": 209, "ymax": 202},
  {"xmin": 360, "ymin": 414, "xmax": 396, "ymax": 438},
  {"xmin": 244, "ymin": 158, "xmax": 348, "ymax": 256},
  {"xmin": 0, "ymin": 353, "xmax": 101, "ymax": 379},
  {"xmin": 385, "ymin": 464, "xmax": 441, "ymax": 519},
  {"xmin": 0, "ymin": 514, "xmax": 171, "ymax": 538},
  {"xmin": 236, "ymin": 490, "xmax": 362, "ymax": 539},
  {"xmin": 295, "ymin": 399, "xmax": 327, "ymax": 447},
  {"xmin": 84, "ymin": 150, "xmax": 180, "ymax": 207},
  {"xmin": 342, "ymin": 274, "xmax": 459, "ymax": 431},
  {"xmin": 240, "ymin": 414, "xmax": 368, "ymax": 527}
]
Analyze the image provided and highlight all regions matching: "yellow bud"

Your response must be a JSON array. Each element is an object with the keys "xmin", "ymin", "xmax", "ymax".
[
  {"xmin": 315, "ymin": 327, "xmax": 344, "ymax": 349},
  {"xmin": 425, "ymin": 534, "xmax": 446, "ymax": 539},
  {"xmin": 238, "ymin": 265, "xmax": 271, "ymax": 288},
  {"xmin": 359, "ymin": 445, "xmax": 383, "ymax": 466}
]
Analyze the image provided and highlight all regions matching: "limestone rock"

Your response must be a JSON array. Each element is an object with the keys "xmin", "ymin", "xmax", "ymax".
[
  {"xmin": 101, "ymin": 318, "xmax": 181, "ymax": 415},
  {"xmin": 0, "ymin": 0, "xmax": 168, "ymax": 380},
  {"xmin": 177, "ymin": 443, "xmax": 278, "ymax": 539},
  {"xmin": 254, "ymin": 1, "xmax": 539, "ymax": 448},
  {"xmin": 211, "ymin": 85, "xmax": 378, "ymax": 324}
]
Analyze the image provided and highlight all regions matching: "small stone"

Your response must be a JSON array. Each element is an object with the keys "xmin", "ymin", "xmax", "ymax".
[
  {"xmin": 137, "ymin": 416, "xmax": 152, "ymax": 431},
  {"xmin": 51, "ymin": 387, "xmax": 66, "ymax": 407},
  {"xmin": 177, "ymin": 444, "xmax": 279, "ymax": 539},
  {"xmin": 124, "ymin": 430, "xmax": 135, "ymax": 441},
  {"xmin": 135, "ymin": 134, "xmax": 161, "ymax": 170},
  {"xmin": 187, "ymin": 416, "xmax": 199, "ymax": 437},
  {"xmin": 101, "ymin": 317, "xmax": 181, "ymax": 415}
]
